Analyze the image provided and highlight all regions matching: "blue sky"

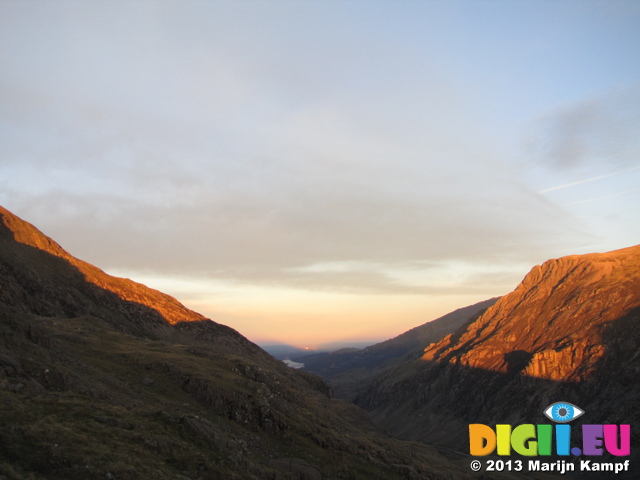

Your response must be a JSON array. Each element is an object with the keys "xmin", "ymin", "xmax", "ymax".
[{"xmin": 1, "ymin": 1, "xmax": 639, "ymax": 346}]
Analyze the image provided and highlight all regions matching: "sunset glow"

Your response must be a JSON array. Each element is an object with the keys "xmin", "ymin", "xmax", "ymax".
[{"xmin": 108, "ymin": 269, "xmax": 496, "ymax": 347}]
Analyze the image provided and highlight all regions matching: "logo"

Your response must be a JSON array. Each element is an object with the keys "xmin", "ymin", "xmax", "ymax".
[
  {"xmin": 468, "ymin": 402, "xmax": 631, "ymax": 474},
  {"xmin": 543, "ymin": 401, "xmax": 584, "ymax": 423}
]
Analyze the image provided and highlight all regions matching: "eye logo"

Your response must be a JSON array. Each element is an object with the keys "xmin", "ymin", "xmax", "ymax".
[{"xmin": 543, "ymin": 402, "xmax": 584, "ymax": 423}]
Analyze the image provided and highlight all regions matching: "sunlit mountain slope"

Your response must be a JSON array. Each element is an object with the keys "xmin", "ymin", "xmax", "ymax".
[{"xmin": 356, "ymin": 245, "xmax": 640, "ymax": 473}]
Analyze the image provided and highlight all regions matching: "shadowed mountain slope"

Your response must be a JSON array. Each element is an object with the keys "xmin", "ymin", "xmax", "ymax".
[
  {"xmin": 356, "ymin": 245, "xmax": 640, "ymax": 473},
  {"xmin": 0, "ymin": 206, "xmax": 492, "ymax": 480},
  {"xmin": 0, "ymin": 205, "xmax": 254, "ymax": 349},
  {"xmin": 294, "ymin": 298, "xmax": 498, "ymax": 401}
]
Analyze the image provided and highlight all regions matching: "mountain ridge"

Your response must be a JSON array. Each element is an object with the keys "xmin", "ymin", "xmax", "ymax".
[
  {"xmin": 422, "ymin": 244, "xmax": 640, "ymax": 378},
  {"xmin": 0, "ymin": 205, "xmax": 272, "ymax": 359},
  {"xmin": 2, "ymin": 205, "xmax": 212, "ymax": 326}
]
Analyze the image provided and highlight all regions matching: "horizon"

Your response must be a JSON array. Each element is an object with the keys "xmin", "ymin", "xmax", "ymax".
[{"xmin": 1, "ymin": 1, "xmax": 639, "ymax": 346}]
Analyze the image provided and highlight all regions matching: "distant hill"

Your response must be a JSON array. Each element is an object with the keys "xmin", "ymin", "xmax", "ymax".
[
  {"xmin": 355, "ymin": 245, "xmax": 640, "ymax": 472},
  {"xmin": 294, "ymin": 298, "xmax": 498, "ymax": 400},
  {"xmin": 0, "ymin": 206, "xmax": 483, "ymax": 480},
  {"xmin": 260, "ymin": 344, "xmax": 322, "ymax": 361}
]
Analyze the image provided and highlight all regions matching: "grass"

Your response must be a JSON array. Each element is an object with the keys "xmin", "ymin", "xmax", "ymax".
[{"xmin": 1, "ymin": 311, "xmax": 491, "ymax": 480}]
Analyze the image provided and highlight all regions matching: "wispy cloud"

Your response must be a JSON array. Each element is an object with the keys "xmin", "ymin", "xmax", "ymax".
[
  {"xmin": 562, "ymin": 188, "xmax": 640, "ymax": 207},
  {"xmin": 538, "ymin": 165, "xmax": 640, "ymax": 194}
]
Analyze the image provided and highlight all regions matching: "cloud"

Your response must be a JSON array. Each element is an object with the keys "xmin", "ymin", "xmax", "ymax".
[
  {"xmin": 0, "ymin": 1, "xmax": 603, "ymax": 297},
  {"xmin": 526, "ymin": 85, "xmax": 640, "ymax": 169},
  {"xmin": 2, "ymin": 145, "xmax": 586, "ymax": 296}
]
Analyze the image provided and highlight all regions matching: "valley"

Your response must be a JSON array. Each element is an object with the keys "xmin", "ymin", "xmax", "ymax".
[{"xmin": 1, "ymin": 205, "xmax": 637, "ymax": 479}]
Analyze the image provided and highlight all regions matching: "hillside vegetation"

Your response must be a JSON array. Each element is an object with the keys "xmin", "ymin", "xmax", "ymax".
[{"xmin": 0, "ymin": 205, "xmax": 491, "ymax": 479}]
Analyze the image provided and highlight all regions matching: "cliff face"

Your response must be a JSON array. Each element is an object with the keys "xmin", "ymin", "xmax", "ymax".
[
  {"xmin": 357, "ymin": 246, "xmax": 640, "ymax": 461},
  {"xmin": 423, "ymin": 246, "xmax": 640, "ymax": 380},
  {"xmin": 0, "ymin": 206, "xmax": 476, "ymax": 480}
]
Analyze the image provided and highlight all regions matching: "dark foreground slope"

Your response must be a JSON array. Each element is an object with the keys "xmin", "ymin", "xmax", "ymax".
[
  {"xmin": 0, "ymin": 206, "xmax": 485, "ymax": 480},
  {"xmin": 357, "ymin": 246, "xmax": 640, "ymax": 472},
  {"xmin": 295, "ymin": 299, "xmax": 498, "ymax": 401}
]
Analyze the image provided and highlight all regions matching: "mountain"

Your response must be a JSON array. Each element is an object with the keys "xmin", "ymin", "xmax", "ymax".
[
  {"xmin": 294, "ymin": 298, "xmax": 498, "ymax": 400},
  {"xmin": 0, "ymin": 206, "xmax": 483, "ymax": 480},
  {"xmin": 356, "ymin": 245, "xmax": 640, "ymax": 470},
  {"xmin": 0, "ymin": 205, "xmax": 266, "ymax": 356}
]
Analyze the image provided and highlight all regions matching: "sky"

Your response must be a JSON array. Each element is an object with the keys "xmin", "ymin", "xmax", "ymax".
[{"xmin": 1, "ymin": 0, "xmax": 639, "ymax": 348}]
